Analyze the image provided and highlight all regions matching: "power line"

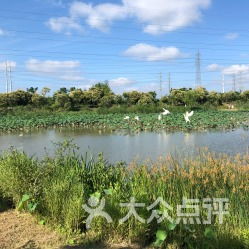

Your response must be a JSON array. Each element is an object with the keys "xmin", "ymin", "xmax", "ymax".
[
  {"xmin": 3, "ymin": 31, "xmax": 249, "ymax": 52},
  {"xmin": 195, "ymin": 50, "xmax": 201, "ymax": 88},
  {"xmin": 1, "ymin": 9, "xmax": 249, "ymax": 35}
]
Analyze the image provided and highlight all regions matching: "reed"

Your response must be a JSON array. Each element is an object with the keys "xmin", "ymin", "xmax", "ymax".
[{"xmin": 0, "ymin": 144, "xmax": 248, "ymax": 248}]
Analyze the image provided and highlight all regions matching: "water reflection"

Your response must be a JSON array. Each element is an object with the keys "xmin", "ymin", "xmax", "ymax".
[{"xmin": 0, "ymin": 127, "xmax": 249, "ymax": 163}]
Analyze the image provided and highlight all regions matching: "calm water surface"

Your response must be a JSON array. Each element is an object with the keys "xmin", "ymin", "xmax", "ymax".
[{"xmin": 0, "ymin": 128, "xmax": 249, "ymax": 162}]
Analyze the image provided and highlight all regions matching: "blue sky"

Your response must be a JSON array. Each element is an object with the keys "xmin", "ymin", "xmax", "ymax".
[{"xmin": 0, "ymin": 0, "xmax": 249, "ymax": 95}]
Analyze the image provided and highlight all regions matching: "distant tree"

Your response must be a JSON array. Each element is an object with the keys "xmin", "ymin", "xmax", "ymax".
[
  {"xmin": 41, "ymin": 87, "xmax": 51, "ymax": 97},
  {"xmin": 8, "ymin": 90, "xmax": 32, "ymax": 106},
  {"xmin": 208, "ymin": 91, "xmax": 222, "ymax": 106},
  {"xmin": 241, "ymin": 90, "xmax": 249, "ymax": 101},
  {"xmin": 222, "ymin": 91, "xmax": 240, "ymax": 102},
  {"xmin": 70, "ymin": 87, "xmax": 76, "ymax": 92},
  {"xmin": 27, "ymin": 87, "xmax": 38, "ymax": 94},
  {"xmin": 31, "ymin": 94, "xmax": 47, "ymax": 107},
  {"xmin": 99, "ymin": 95, "xmax": 115, "ymax": 107},
  {"xmin": 53, "ymin": 93, "xmax": 72, "ymax": 110},
  {"xmin": 148, "ymin": 91, "xmax": 157, "ymax": 101},
  {"xmin": 90, "ymin": 82, "xmax": 113, "ymax": 96},
  {"xmin": 123, "ymin": 91, "xmax": 142, "ymax": 105},
  {"xmin": 138, "ymin": 93, "xmax": 155, "ymax": 105},
  {"xmin": 58, "ymin": 87, "xmax": 68, "ymax": 94}
]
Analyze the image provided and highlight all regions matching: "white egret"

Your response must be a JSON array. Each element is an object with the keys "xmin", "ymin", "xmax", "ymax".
[
  {"xmin": 162, "ymin": 108, "xmax": 170, "ymax": 115},
  {"xmin": 134, "ymin": 116, "xmax": 140, "ymax": 121},
  {"xmin": 184, "ymin": 111, "xmax": 194, "ymax": 123},
  {"xmin": 158, "ymin": 114, "xmax": 162, "ymax": 121},
  {"xmin": 124, "ymin": 116, "xmax": 130, "ymax": 120}
]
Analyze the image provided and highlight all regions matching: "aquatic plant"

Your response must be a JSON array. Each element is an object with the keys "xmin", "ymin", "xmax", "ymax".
[{"xmin": 0, "ymin": 110, "xmax": 248, "ymax": 133}]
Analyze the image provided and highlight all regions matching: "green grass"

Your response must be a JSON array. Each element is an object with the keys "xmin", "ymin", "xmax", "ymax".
[
  {"xmin": 0, "ymin": 109, "xmax": 249, "ymax": 132},
  {"xmin": 0, "ymin": 143, "xmax": 248, "ymax": 248}
]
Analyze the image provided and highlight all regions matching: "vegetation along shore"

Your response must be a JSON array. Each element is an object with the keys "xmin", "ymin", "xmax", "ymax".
[
  {"xmin": 0, "ymin": 143, "xmax": 248, "ymax": 249},
  {"xmin": 1, "ymin": 84, "xmax": 249, "ymax": 132}
]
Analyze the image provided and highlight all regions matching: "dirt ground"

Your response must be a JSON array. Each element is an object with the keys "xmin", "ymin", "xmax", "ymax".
[{"xmin": 0, "ymin": 210, "xmax": 141, "ymax": 249}]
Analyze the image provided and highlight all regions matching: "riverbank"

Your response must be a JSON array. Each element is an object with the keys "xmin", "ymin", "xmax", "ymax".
[
  {"xmin": 0, "ymin": 110, "xmax": 249, "ymax": 133},
  {"xmin": 0, "ymin": 210, "xmax": 141, "ymax": 249},
  {"xmin": 0, "ymin": 145, "xmax": 248, "ymax": 249}
]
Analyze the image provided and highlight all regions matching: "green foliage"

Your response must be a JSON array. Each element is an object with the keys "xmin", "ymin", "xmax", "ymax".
[
  {"xmin": 26, "ymin": 87, "xmax": 38, "ymax": 94},
  {"xmin": 0, "ymin": 143, "xmax": 248, "ymax": 248},
  {"xmin": 222, "ymin": 91, "xmax": 241, "ymax": 102},
  {"xmin": 0, "ymin": 90, "xmax": 32, "ymax": 107},
  {"xmin": 53, "ymin": 92, "xmax": 73, "ymax": 110},
  {"xmin": 17, "ymin": 194, "xmax": 37, "ymax": 213},
  {"xmin": 154, "ymin": 230, "xmax": 167, "ymax": 247},
  {"xmin": 31, "ymin": 94, "xmax": 47, "ymax": 107},
  {"xmin": 0, "ymin": 110, "xmax": 249, "ymax": 132},
  {"xmin": 2, "ymin": 85, "xmax": 249, "ymax": 111}
]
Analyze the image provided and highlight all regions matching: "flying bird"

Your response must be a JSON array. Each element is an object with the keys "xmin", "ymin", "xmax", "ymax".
[
  {"xmin": 184, "ymin": 111, "xmax": 194, "ymax": 123},
  {"xmin": 162, "ymin": 108, "xmax": 170, "ymax": 115}
]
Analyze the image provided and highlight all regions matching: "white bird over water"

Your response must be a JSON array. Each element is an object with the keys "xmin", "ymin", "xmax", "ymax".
[
  {"xmin": 184, "ymin": 111, "xmax": 194, "ymax": 123},
  {"xmin": 134, "ymin": 116, "xmax": 140, "ymax": 121},
  {"xmin": 158, "ymin": 114, "xmax": 162, "ymax": 121},
  {"xmin": 124, "ymin": 116, "xmax": 130, "ymax": 120},
  {"xmin": 162, "ymin": 108, "xmax": 170, "ymax": 115}
]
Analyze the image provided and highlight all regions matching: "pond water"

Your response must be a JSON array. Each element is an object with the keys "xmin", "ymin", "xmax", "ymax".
[{"xmin": 0, "ymin": 128, "xmax": 249, "ymax": 162}]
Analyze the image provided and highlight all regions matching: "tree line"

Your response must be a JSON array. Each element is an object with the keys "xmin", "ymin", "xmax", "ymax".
[{"xmin": 0, "ymin": 82, "xmax": 249, "ymax": 111}]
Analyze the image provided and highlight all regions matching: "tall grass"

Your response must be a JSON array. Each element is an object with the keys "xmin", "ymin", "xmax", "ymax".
[{"xmin": 0, "ymin": 144, "xmax": 248, "ymax": 248}]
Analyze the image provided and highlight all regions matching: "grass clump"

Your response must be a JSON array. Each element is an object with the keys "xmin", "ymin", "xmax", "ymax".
[{"xmin": 0, "ymin": 143, "xmax": 248, "ymax": 248}]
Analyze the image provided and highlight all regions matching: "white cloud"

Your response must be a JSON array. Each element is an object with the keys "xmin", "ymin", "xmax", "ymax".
[
  {"xmin": 222, "ymin": 64, "xmax": 249, "ymax": 75},
  {"xmin": 123, "ymin": 0, "xmax": 211, "ymax": 34},
  {"xmin": 225, "ymin": 33, "xmax": 239, "ymax": 40},
  {"xmin": 47, "ymin": 17, "xmax": 83, "ymax": 34},
  {"xmin": 207, "ymin": 64, "xmax": 223, "ymax": 72},
  {"xmin": 26, "ymin": 59, "xmax": 84, "ymax": 81},
  {"xmin": 70, "ymin": 2, "xmax": 127, "ymax": 31},
  {"xmin": 109, "ymin": 77, "xmax": 134, "ymax": 87},
  {"xmin": 48, "ymin": 0, "xmax": 211, "ymax": 34},
  {"xmin": 124, "ymin": 43, "xmax": 184, "ymax": 61},
  {"xmin": 0, "ymin": 61, "xmax": 16, "ymax": 70}
]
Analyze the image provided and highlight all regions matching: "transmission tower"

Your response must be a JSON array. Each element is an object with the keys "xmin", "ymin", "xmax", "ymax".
[
  {"xmin": 159, "ymin": 72, "xmax": 162, "ymax": 98},
  {"xmin": 233, "ymin": 74, "xmax": 236, "ymax": 92},
  {"xmin": 168, "ymin": 72, "xmax": 171, "ymax": 94},
  {"xmin": 222, "ymin": 73, "xmax": 225, "ymax": 93},
  {"xmin": 5, "ymin": 61, "xmax": 9, "ymax": 93},
  {"xmin": 4, "ymin": 61, "xmax": 13, "ymax": 93},
  {"xmin": 195, "ymin": 50, "xmax": 202, "ymax": 88}
]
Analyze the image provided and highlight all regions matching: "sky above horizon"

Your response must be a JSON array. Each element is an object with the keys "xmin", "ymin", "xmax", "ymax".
[{"xmin": 1, "ymin": 0, "xmax": 249, "ymax": 95}]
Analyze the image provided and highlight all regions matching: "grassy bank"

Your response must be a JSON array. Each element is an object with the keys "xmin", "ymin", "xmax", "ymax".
[
  {"xmin": 0, "ymin": 109, "xmax": 249, "ymax": 132},
  {"xmin": 0, "ymin": 143, "xmax": 248, "ymax": 249}
]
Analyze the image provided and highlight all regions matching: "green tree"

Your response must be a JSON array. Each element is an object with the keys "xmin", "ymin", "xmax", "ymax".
[
  {"xmin": 26, "ymin": 87, "xmax": 38, "ymax": 94},
  {"xmin": 123, "ymin": 91, "xmax": 142, "ymax": 105},
  {"xmin": 53, "ymin": 93, "xmax": 72, "ymax": 110},
  {"xmin": 222, "ymin": 91, "xmax": 240, "ymax": 102},
  {"xmin": 41, "ymin": 87, "xmax": 51, "ymax": 97},
  {"xmin": 31, "ymin": 94, "xmax": 47, "ymax": 107}
]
